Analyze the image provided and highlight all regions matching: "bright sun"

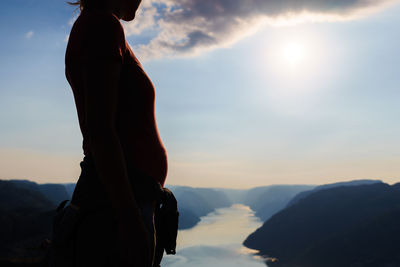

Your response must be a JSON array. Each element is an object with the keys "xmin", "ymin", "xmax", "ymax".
[
  {"xmin": 281, "ymin": 42, "xmax": 307, "ymax": 69},
  {"xmin": 255, "ymin": 31, "xmax": 329, "ymax": 115}
]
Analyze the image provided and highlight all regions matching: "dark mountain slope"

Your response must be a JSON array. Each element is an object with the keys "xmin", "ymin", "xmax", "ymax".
[
  {"xmin": 0, "ymin": 181, "xmax": 55, "ymax": 261},
  {"xmin": 243, "ymin": 183, "xmax": 400, "ymax": 267},
  {"xmin": 0, "ymin": 180, "xmax": 54, "ymax": 212},
  {"xmin": 287, "ymin": 179, "xmax": 382, "ymax": 208}
]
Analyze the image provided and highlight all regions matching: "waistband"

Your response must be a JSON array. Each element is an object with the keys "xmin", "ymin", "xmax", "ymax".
[{"xmin": 79, "ymin": 155, "xmax": 164, "ymax": 204}]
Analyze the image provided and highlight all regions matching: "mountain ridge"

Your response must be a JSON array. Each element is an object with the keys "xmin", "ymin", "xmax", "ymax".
[{"xmin": 243, "ymin": 182, "xmax": 400, "ymax": 267}]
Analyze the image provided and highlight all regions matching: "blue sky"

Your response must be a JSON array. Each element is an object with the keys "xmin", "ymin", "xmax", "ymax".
[{"xmin": 1, "ymin": 0, "xmax": 399, "ymax": 188}]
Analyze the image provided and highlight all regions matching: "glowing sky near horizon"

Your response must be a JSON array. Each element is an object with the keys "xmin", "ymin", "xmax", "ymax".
[{"xmin": 0, "ymin": 0, "xmax": 400, "ymax": 188}]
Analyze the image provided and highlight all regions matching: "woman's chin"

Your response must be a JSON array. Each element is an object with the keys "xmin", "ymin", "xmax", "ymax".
[
  {"xmin": 122, "ymin": 14, "xmax": 135, "ymax": 21},
  {"xmin": 122, "ymin": 8, "xmax": 140, "ymax": 22}
]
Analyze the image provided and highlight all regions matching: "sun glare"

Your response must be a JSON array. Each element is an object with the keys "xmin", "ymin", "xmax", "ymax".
[
  {"xmin": 253, "ymin": 30, "xmax": 332, "ymax": 116},
  {"xmin": 281, "ymin": 42, "xmax": 307, "ymax": 69}
]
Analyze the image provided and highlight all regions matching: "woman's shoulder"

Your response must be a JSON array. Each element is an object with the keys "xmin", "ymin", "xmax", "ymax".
[{"xmin": 67, "ymin": 9, "xmax": 126, "ymax": 62}]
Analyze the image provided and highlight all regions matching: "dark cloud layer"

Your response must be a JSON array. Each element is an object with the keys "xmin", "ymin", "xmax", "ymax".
[{"xmin": 125, "ymin": 0, "xmax": 395, "ymax": 59}]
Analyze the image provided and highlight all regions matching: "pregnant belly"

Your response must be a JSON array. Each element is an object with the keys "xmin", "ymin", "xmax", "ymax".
[{"xmin": 119, "ymin": 131, "xmax": 168, "ymax": 186}]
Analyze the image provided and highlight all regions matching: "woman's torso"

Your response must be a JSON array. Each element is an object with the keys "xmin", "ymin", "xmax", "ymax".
[{"xmin": 65, "ymin": 9, "xmax": 167, "ymax": 186}]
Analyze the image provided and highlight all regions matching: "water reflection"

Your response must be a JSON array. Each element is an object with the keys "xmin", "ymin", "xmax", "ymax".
[{"xmin": 163, "ymin": 204, "xmax": 266, "ymax": 267}]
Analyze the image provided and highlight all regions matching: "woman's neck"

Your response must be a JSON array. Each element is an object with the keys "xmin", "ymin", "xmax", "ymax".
[{"xmin": 83, "ymin": 2, "xmax": 122, "ymax": 20}]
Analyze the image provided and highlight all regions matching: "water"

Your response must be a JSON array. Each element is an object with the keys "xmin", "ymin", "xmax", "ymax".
[{"xmin": 162, "ymin": 204, "xmax": 267, "ymax": 267}]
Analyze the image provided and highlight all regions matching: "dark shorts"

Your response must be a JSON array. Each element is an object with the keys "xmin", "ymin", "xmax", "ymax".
[{"xmin": 71, "ymin": 156, "xmax": 162, "ymax": 267}]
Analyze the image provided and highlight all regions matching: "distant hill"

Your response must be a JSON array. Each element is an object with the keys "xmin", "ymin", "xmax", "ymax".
[
  {"xmin": 173, "ymin": 184, "xmax": 319, "ymax": 229},
  {"xmin": 243, "ymin": 185, "xmax": 315, "ymax": 221},
  {"xmin": 38, "ymin": 184, "xmax": 70, "ymax": 206},
  {"xmin": 6, "ymin": 180, "xmax": 40, "ymax": 193},
  {"xmin": 177, "ymin": 208, "xmax": 201, "ymax": 229},
  {"xmin": 171, "ymin": 186, "xmax": 232, "ymax": 229},
  {"xmin": 5, "ymin": 180, "xmax": 70, "ymax": 207},
  {"xmin": 215, "ymin": 188, "xmax": 248, "ymax": 204},
  {"xmin": 63, "ymin": 183, "xmax": 76, "ymax": 198},
  {"xmin": 243, "ymin": 182, "xmax": 400, "ymax": 267}
]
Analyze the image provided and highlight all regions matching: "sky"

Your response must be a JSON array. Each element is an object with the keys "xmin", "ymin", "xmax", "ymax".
[{"xmin": 0, "ymin": 0, "xmax": 400, "ymax": 188}]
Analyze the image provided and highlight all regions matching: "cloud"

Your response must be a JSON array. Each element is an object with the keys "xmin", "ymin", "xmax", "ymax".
[
  {"xmin": 25, "ymin": 31, "xmax": 34, "ymax": 39},
  {"xmin": 123, "ymin": 2, "xmax": 159, "ymax": 35},
  {"xmin": 124, "ymin": 0, "xmax": 397, "ymax": 60}
]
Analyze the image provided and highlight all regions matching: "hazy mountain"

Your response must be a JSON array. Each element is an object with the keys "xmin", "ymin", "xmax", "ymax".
[
  {"xmin": 243, "ymin": 182, "xmax": 400, "ymax": 267},
  {"xmin": 215, "ymin": 188, "xmax": 248, "ymax": 204},
  {"xmin": 173, "ymin": 184, "xmax": 317, "ymax": 229},
  {"xmin": 5, "ymin": 180, "xmax": 70, "ymax": 207},
  {"xmin": 177, "ymin": 208, "xmax": 201, "ymax": 230},
  {"xmin": 171, "ymin": 186, "xmax": 232, "ymax": 229},
  {"xmin": 38, "ymin": 184, "xmax": 70, "ymax": 206},
  {"xmin": 63, "ymin": 183, "xmax": 76, "ymax": 198},
  {"xmin": 243, "ymin": 185, "xmax": 315, "ymax": 221}
]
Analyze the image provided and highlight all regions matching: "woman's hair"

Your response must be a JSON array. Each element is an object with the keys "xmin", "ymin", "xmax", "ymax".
[
  {"xmin": 68, "ymin": 0, "xmax": 109, "ymax": 11},
  {"xmin": 67, "ymin": 0, "xmax": 84, "ymax": 11}
]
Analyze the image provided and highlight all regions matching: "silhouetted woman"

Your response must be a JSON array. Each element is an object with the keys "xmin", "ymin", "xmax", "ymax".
[{"xmin": 64, "ymin": 0, "xmax": 168, "ymax": 266}]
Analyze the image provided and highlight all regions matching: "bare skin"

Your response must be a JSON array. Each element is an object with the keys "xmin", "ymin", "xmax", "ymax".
[{"xmin": 80, "ymin": 0, "xmax": 151, "ymax": 266}]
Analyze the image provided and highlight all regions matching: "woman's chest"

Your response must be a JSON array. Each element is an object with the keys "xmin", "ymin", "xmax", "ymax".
[{"xmin": 118, "ymin": 47, "xmax": 155, "ymax": 113}]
